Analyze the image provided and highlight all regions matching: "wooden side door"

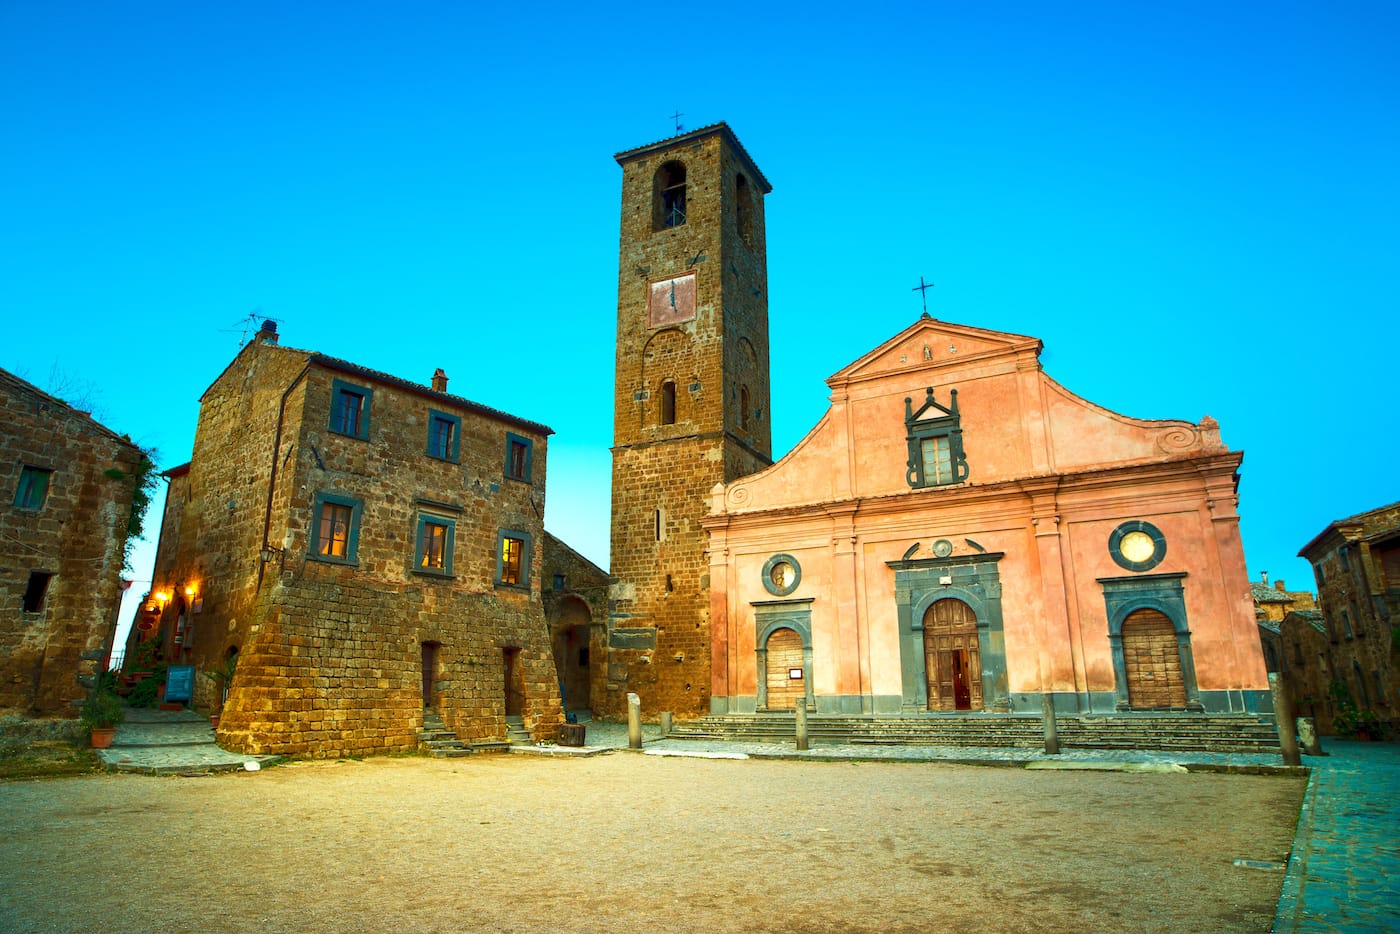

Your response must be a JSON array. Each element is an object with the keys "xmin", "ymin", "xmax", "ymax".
[
  {"xmin": 924, "ymin": 600, "xmax": 983, "ymax": 711},
  {"xmin": 1122, "ymin": 609, "xmax": 1186, "ymax": 708},
  {"xmin": 765, "ymin": 628, "xmax": 805, "ymax": 710}
]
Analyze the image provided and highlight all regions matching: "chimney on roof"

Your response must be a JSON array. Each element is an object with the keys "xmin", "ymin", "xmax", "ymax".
[
  {"xmin": 257, "ymin": 320, "xmax": 279, "ymax": 345},
  {"xmin": 1260, "ymin": 571, "xmax": 1268, "ymax": 586},
  {"xmin": 431, "ymin": 368, "xmax": 448, "ymax": 393},
  {"xmin": 1275, "ymin": 579, "xmax": 1286, "ymax": 592}
]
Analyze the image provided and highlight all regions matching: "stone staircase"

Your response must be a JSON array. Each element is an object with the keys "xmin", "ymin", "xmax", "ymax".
[
  {"xmin": 667, "ymin": 712, "xmax": 1281, "ymax": 753},
  {"xmin": 505, "ymin": 715, "xmax": 532, "ymax": 746},
  {"xmin": 419, "ymin": 710, "xmax": 472, "ymax": 758}
]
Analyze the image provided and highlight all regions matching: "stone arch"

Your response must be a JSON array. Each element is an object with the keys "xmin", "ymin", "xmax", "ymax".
[
  {"xmin": 922, "ymin": 598, "xmax": 982, "ymax": 711},
  {"xmin": 754, "ymin": 600, "xmax": 814, "ymax": 712},
  {"xmin": 1100, "ymin": 574, "xmax": 1201, "ymax": 711},
  {"xmin": 641, "ymin": 328, "xmax": 692, "ymax": 429},
  {"xmin": 551, "ymin": 596, "xmax": 593, "ymax": 712},
  {"xmin": 653, "ymin": 160, "xmax": 687, "ymax": 229},
  {"xmin": 732, "ymin": 335, "xmax": 761, "ymax": 435}
]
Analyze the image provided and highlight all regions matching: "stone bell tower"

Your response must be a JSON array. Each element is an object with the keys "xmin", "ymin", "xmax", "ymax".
[{"xmin": 607, "ymin": 123, "xmax": 773, "ymax": 718}]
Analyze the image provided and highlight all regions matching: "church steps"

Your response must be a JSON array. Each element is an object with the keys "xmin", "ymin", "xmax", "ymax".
[{"xmin": 665, "ymin": 714, "xmax": 1280, "ymax": 753}]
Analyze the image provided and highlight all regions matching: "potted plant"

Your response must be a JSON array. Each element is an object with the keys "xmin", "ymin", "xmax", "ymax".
[{"xmin": 80, "ymin": 689, "xmax": 125, "ymax": 749}]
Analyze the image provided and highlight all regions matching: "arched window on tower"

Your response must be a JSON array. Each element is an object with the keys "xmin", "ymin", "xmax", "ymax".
[
  {"xmin": 735, "ymin": 172, "xmax": 753, "ymax": 246},
  {"xmin": 655, "ymin": 161, "xmax": 687, "ymax": 229},
  {"xmin": 660, "ymin": 380, "xmax": 677, "ymax": 425}
]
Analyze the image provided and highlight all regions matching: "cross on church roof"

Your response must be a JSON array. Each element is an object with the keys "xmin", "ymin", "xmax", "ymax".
[
  {"xmin": 912, "ymin": 276, "xmax": 935, "ymax": 318},
  {"xmin": 670, "ymin": 110, "xmax": 684, "ymax": 134}
]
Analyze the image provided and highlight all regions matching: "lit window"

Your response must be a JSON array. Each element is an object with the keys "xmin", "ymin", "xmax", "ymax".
[
  {"xmin": 330, "ymin": 380, "xmax": 373, "ymax": 440},
  {"xmin": 504, "ymin": 433, "xmax": 533, "ymax": 482},
  {"xmin": 497, "ymin": 531, "xmax": 530, "ymax": 587},
  {"xmin": 22, "ymin": 571, "xmax": 54, "ymax": 612},
  {"xmin": 415, "ymin": 515, "xmax": 455, "ymax": 575},
  {"xmin": 904, "ymin": 387, "xmax": 969, "ymax": 489},
  {"xmin": 309, "ymin": 492, "xmax": 362, "ymax": 565},
  {"xmin": 426, "ymin": 409, "xmax": 460, "ymax": 462},
  {"xmin": 13, "ymin": 466, "xmax": 52, "ymax": 509}
]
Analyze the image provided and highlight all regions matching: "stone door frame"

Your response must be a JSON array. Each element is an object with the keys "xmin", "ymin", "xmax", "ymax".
[
  {"xmin": 752, "ymin": 598, "xmax": 815, "ymax": 712},
  {"xmin": 1098, "ymin": 572, "xmax": 1202, "ymax": 711},
  {"xmin": 889, "ymin": 552, "xmax": 1008, "ymax": 712}
]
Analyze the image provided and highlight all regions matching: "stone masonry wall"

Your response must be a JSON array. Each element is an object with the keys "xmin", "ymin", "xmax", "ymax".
[
  {"xmin": 607, "ymin": 126, "xmax": 773, "ymax": 719},
  {"xmin": 156, "ymin": 337, "xmax": 561, "ymax": 757},
  {"xmin": 0, "ymin": 369, "xmax": 141, "ymax": 715}
]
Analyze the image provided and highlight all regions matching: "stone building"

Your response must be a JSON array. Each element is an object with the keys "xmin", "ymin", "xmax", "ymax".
[
  {"xmin": 605, "ymin": 123, "xmax": 1270, "ymax": 722},
  {"xmin": 141, "ymin": 323, "xmax": 562, "ymax": 757},
  {"xmin": 605, "ymin": 123, "xmax": 773, "ymax": 718},
  {"xmin": 1252, "ymin": 572, "xmax": 1316, "ymax": 673},
  {"xmin": 0, "ymin": 367, "xmax": 145, "ymax": 715},
  {"xmin": 542, "ymin": 532, "xmax": 610, "ymax": 717},
  {"xmin": 1273, "ymin": 608, "xmax": 1334, "ymax": 731},
  {"xmin": 703, "ymin": 317, "xmax": 1268, "ymax": 716},
  {"xmin": 1298, "ymin": 500, "xmax": 1400, "ymax": 733}
]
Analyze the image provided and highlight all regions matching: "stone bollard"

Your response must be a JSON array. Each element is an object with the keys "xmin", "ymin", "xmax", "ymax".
[
  {"xmin": 795, "ymin": 701, "xmax": 809, "ymax": 751},
  {"xmin": 660, "ymin": 711, "xmax": 672, "ymax": 739},
  {"xmin": 1041, "ymin": 693, "xmax": 1060, "ymax": 755},
  {"xmin": 1268, "ymin": 673, "xmax": 1301, "ymax": 766},
  {"xmin": 627, "ymin": 692, "xmax": 642, "ymax": 750},
  {"xmin": 1296, "ymin": 717, "xmax": 1323, "ymax": 757}
]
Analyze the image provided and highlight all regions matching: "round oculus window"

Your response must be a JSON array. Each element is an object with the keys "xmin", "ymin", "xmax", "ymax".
[
  {"xmin": 1108, "ymin": 521, "xmax": 1166, "ymax": 572},
  {"xmin": 761, "ymin": 554, "xmax": 802, "ymax": 596}
]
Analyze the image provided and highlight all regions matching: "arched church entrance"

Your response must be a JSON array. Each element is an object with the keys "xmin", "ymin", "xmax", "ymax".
[
  {"xmin": 764, "ymin": 627, "xmax": 805, "ymax": 710},
  {"xmin": 923, "ymin": 599, "xmax": 982, "ymax": 711},
  {"xmin": 1121, "ymin": 608, "xmax": 1186, "ymax": 708},
  {"xmin": 551, "ymin": 596, "xmax": 593, "ymax": 712}
]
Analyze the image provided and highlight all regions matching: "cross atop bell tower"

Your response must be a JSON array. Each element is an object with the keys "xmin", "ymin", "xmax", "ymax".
[{"xmin": 607, "ymin": 123, "xmax": 774, "ymax": 718}]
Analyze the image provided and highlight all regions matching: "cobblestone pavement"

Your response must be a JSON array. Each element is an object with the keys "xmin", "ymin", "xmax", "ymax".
[
  {"xmin": 95, "ymin": 708, "xmax": 281, "ymax": 774},
  {"xmin": 1273, "ymin": 739, "xmax": 1400, "ymax": 933}
]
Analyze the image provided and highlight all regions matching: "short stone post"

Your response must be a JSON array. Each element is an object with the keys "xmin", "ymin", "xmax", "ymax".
[
  {"xmin": 1268, "ymin": 673, "xmax": 1301, "ymax": 767},
  {"xmin": 1296, "ymin": 717, "xmax": 1323, "ymax": 757},
  {"xmin": 627, "ymin": 692, "xmax": 642, "ymax": 750},
  {"xmin": 1041, "ymin": 693, "xmax": 1060, "ymax": 755},
  {"xmin": 660, "ymin": 711, "xmax": 672, "ymax": 738},
  {"xmin": 795, "ymin": 701, "xmax": 809, "ymax": 751}
]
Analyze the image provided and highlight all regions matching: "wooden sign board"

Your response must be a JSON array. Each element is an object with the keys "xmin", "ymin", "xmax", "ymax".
[{"xmin": 165, "ymin": 665, "xmax": 196, "ymax": 703}]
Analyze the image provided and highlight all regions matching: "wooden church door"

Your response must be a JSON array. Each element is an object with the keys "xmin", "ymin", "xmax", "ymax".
[
  {"xmin": 765, "ymin": 628, "xmax": 805, "ymax": 710},
  {"xmin": 1121, "ymin": 609, "xmax": 1186, "ymax": 708},
  {"xmin": 924, "ymin": 599, "xmax": 982, "ymax": 711}
]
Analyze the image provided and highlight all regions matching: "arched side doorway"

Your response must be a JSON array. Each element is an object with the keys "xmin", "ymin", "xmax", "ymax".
[
  {"xmin": 765, "ymin": 628, "xmax": 806, "ymax": 709},
  {"xmin": 753, "ymin": 599, "xmax": 814, "ymax": 712},
  {"xmin": 1102, "ymin": 573, "xmax": 1202, "ymax": 711},
  {"xmin": 551, "ymin": 596, "xmax": 593, "ymax": 713},
  {"xmin": 1120, "ymin": 609, "xmax": 1186, "ymax": 708},
  {"xmin": 923, "ymin": 599, "xmax": 982, "ymax": 711}
]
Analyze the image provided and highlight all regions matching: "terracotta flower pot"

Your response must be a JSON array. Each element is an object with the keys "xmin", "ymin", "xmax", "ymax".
[{"xmin": 90, "ymin": 727, "xmax": 117, "ymax": 749}]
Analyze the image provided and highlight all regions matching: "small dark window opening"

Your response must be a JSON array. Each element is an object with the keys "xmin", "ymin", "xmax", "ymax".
[
  {"xmin": 553, "ymin": 573, "xmax": 566, "ymax": 591},
  {"xmin": 23, "ymin": 572, "xmax": 54, "ymax": 613},
  {"xmin": 665, "ymin": 573, "xmax": 674, "ymax": 592},
  {"xmin": 1338, "ymin": 548, "xmax": 1350, "ymax": 572},
  {"xmin": 661, "ymin": 381, "xmax": 677, "ymax": 425},
  {"xmin": 740, "ymin": 385, "xmax": 750, "ymax": 430},
  {"xmin": 656, "ymin": 161, "xmax": 687, "ymax": 229},
  {"xmin": 1341, "ymin": 609, "xmax": 1354, "ymax": 639},
  {"xmin": 735, "ymin": 172, "xmax": 753, "ymax": 246},
  {"xmin": 655, "ymin": 508, "xmax": 664, "ymax": 541},
  {"xmin": 578, "ymin": 647, "xmax": 590, "ymax": 668}
]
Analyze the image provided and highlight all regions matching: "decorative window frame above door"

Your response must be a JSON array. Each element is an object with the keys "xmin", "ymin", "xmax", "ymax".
[{"xmin": 904, "ymin": 387, "xmax": 969, "ymax": 489}]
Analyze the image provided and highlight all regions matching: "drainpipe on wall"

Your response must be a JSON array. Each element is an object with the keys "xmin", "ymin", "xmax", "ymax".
[{"xmin": 258, "ymin": 363, "xmax": 313, "ymax": 590}]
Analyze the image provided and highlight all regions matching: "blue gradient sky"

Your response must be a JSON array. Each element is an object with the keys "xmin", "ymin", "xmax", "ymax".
[{"xmin": 3, "ymin": 2, "xmax": 1396, "ymax": 644}]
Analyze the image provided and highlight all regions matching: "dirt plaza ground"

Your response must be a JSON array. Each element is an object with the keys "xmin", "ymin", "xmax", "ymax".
[{"xmin": 0, "ymin": 752, "xmax": 1303, "ymax": 933}]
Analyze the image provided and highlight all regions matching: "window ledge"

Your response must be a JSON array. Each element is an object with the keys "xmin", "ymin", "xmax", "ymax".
[
  {"xmin": 328, "ymin": 430, "xmax": 369, "ymax": 442},
  {"xmin": 412, "ymin": 569, "xmax": 456, "ymax": 580},
  {"xmin": 494, "ymin": 582, "xmax": 530, "ymax": 592},
  {"xmin": 307, "ymin": 555, "xmax": 359, "ymax": 568},
  {"xmin": 427, "ymin": 455, "xmax": 460, "ymax": 465}
]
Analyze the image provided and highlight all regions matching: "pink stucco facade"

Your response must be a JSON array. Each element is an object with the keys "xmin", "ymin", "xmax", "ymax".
[{"xmin": 703, "ymin": 318, "xmax": 1269, "ymax": 716}]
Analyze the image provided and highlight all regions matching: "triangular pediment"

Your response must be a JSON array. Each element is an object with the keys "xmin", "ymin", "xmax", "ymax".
[{"xmin": 827, "ymin": 316, "xmax": 1042, "ymax": 388}]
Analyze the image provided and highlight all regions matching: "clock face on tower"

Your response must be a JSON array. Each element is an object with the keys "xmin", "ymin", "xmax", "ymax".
[{"xmin": 648, "ymin": 272, "xmax": 697, "ymax": 328}]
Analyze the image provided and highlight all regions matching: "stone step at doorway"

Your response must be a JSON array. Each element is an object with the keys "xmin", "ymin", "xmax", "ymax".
[
  {"xmin": 419, "ymin": 709, "xmax": 472, "ymax": 759},
  {"xmin": 505, "ymin": 715, "xmax": 532, "ymax": 746}
]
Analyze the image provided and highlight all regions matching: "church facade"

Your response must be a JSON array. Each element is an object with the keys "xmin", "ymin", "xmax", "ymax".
[
  {"xmin": 702, "ymin": 317, "xmax": 1268, "ymax": 716},
  {"xmin": 606, "ymin": 123, "xmax": 1269, "ymax": 720}
]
